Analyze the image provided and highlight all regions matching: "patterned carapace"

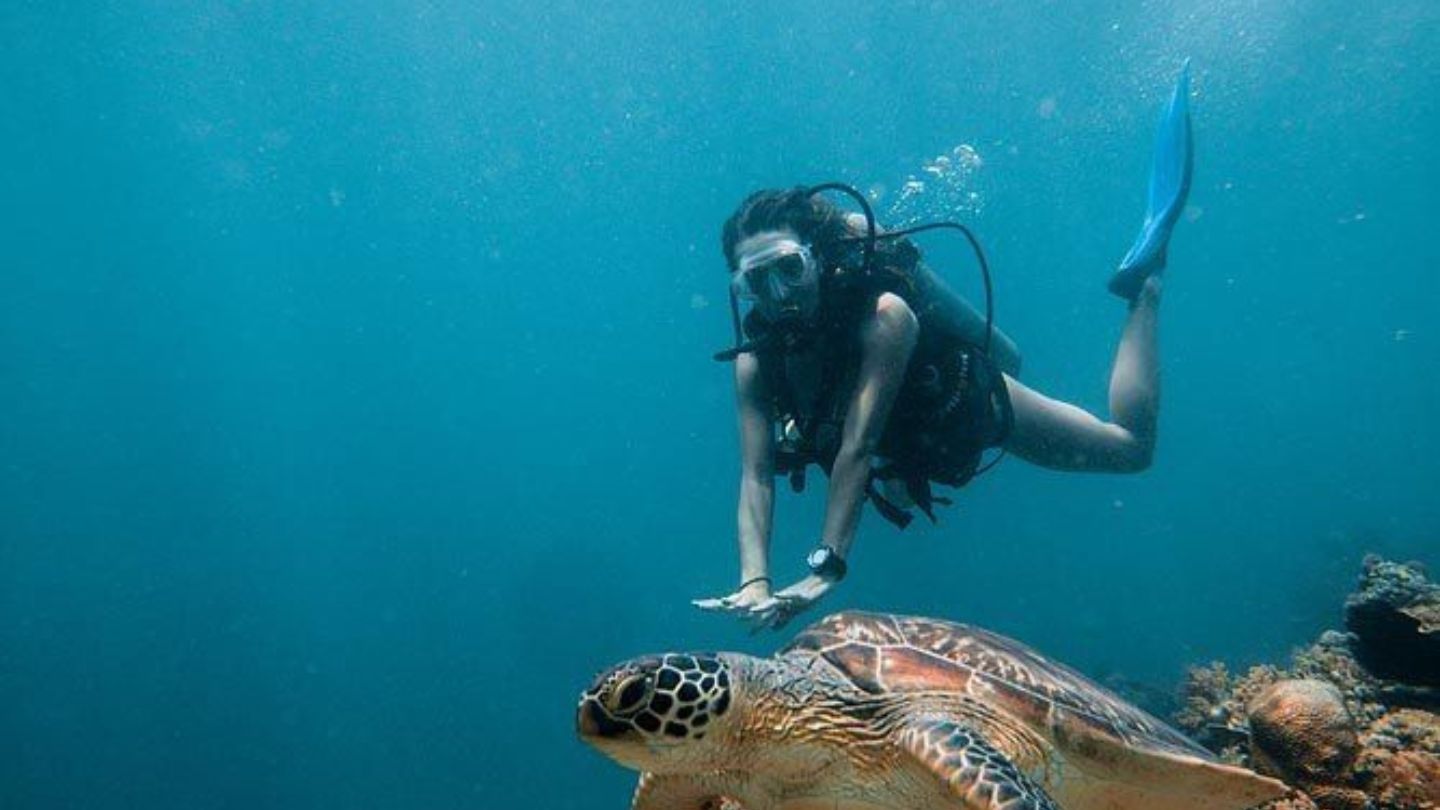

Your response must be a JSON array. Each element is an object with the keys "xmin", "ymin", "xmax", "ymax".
[{"xmin": 781, "ymin": 610, "xmax": 1213, "ymax": 760}]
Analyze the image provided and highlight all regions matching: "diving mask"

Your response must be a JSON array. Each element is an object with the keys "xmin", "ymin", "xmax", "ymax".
[{"xmin": 732, "ymin": 241, "xmax": 821, "ymax": 324}]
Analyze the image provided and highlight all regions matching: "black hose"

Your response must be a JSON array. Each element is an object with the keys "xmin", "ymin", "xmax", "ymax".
[
  {"xmin": 865, "ymin": 221, "xmax": 994, "ymax": 357},
  {"xmin": 804, "ymin": 182, "xmax": 877, "ymax": 285},
  {"xmin": 834, "ymin": 220, "xmax": 994, "ymax": 358},
  {"xmin": 716, "ymin": 182, "xmax": 996, "ymax": 365}
]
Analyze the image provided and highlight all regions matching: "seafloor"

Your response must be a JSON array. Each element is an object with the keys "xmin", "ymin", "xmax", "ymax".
[{"xmin": 1173, "ymin": 555, "xmax": 1440, "ymax": 809}]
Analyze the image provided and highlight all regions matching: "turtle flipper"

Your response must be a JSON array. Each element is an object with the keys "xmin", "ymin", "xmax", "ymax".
[
  {"xmin": 631, "ymin": 772, "xmax": 741, "ymax": 810},
  {"xmin": 898, "ymin": 715, "xmax": 1058, "ymax": 810}
]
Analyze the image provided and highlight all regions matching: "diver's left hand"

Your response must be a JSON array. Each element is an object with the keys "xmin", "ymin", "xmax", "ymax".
[{"xmin": 746, "ymin": 575, "xmax": 838, "ymax": 631}]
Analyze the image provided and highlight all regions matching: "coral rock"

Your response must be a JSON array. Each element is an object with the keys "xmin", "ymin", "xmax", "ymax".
[
  {"xmin": 1345, "ymin": 555, "xmax": 1440, "ymax": 687},
  {"xmin": 1248, "ymin": 680, "xmax": 1361, "ymax": 806},
  {"xmin": 1367, "ymin": 748, "xmax": 1440, "ymax": 807},
  {"xmin": 1304, "ymin": 785, "xmax": 1370, "ymax": 810},
  {"xmin": 1357, "ymin": 709, "xmax": 1440, "ymax": 808},
  {"xmin": 1261, "ymin": 790, "xmax": 1321, "ymax": 810}
]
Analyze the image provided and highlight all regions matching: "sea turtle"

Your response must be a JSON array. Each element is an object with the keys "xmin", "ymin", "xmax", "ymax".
[{"xmin": 577, "ymin": 611, "xmax": 1289, "ymax": 809}]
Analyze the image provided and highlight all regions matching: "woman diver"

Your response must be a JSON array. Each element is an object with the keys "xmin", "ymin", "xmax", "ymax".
[{"xmin": 694, "ymin": 63, "xmax": 1193, "ymax": 630}]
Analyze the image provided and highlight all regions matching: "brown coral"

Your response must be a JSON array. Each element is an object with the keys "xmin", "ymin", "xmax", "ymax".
[
  {"xmin": 1176, "ymin": 661, "xmax": 1282, "ymax": 762},
  {"xmin": 1247, "ymin": 680, "xmax": 1364, "ymax": 810},
  {"xmin": 1357, "ymin": 709, "xmax": 1440, "ymax": 808},
  {"xmin": 1366, "ymin": 748, "xmax": 1440, "ymax": 807},
  {"xmin": 1261, "ymin": 790, "xmax": 1321, "ymax": 810}
]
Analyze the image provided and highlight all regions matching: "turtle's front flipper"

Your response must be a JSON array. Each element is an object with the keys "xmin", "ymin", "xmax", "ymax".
[
  {"xmin": 897, "ymin": 715, "xmax": 1058, "ymax": 810},
  {"xmin": 631, "ymin": 772, "xmax": 743, "ymax": 810}
]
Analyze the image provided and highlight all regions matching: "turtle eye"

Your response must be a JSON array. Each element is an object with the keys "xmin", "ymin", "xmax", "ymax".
[{"xmin": 606, "ymin": 673, "xmax": 651, "ymax": 716}]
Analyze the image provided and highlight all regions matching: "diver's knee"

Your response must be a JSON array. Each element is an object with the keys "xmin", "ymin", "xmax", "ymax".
[{"xmin": 1115, "ymin": 440, "xmax": 1154, "ymax": 473}]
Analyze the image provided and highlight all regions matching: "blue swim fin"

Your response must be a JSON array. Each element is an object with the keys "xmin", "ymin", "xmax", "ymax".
[{"xmin": 1110, "ymin": 60, "xmax": 1194, "ymax": 301}]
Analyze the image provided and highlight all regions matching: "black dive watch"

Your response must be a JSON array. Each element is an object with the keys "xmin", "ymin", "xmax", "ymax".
[{"xmin": 806, "ymin": 544, "xmax": 848, "ymax": 582}]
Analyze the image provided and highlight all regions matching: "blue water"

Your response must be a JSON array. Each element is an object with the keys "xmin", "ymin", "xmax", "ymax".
[{"xmin": 2, "ymin": 2, "xmax": 1436, "ymax": 807}]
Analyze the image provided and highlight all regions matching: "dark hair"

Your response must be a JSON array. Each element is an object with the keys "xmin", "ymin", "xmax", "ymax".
[{"xmin": 719, "ymin": 187, "xmax": 854, "ymax": 273}]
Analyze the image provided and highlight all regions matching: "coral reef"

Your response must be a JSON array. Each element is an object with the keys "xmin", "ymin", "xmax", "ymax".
[
  {"xmin": 1175, "ymin": 557, "xmax": 1440, "ymax": 810},
  {"xmin": 1267, "ymin": 792, "xmax": 1322, "ymax": 810},
  {"xmin": 1247, "ymin": 679, "xmax": 1367, "ymax": 810},
  {"xmin": 1359, "ymin": 710, "xmax": 1440, "ymax": 808},
  {"xmin": 1346, "ymin": 556, "xmax": 1440, "ymax": 688}
]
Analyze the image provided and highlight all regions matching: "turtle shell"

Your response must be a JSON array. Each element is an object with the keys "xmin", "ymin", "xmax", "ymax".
[{"xmin": 781, "ymin": 611, "xmax": 1288, "ymax": 810}]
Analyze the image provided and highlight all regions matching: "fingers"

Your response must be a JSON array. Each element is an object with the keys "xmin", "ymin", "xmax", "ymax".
[
  {"xmin": 768, "ymin": 600, "xmax": 804, "ymax": 631},
  {"xmin": 745, "ymin": 596, "xmax": 780, "ymax": 619},
  {"xmin": 693, "ymin": 593, "xmax": 763, "ymax": 617},
  {"xmin": 694, "ymin": 589, "xmax": 814, "ymax": 631},
  {"xmin": 775, "ymin": 576, "xmax": 832, "ymax": 603},
  {"xmin": 744, "ymin": 594, "xmax": 808, "ymax": 631},
  {"xmin": 747, "ymin": 608, "xmax": 786, "ymax": 634},
  {"xmin": 736, "ymin": 596, "xmax": 778, "ymax": 633}
]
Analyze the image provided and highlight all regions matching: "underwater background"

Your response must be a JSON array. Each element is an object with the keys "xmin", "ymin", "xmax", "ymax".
[{"xmin": 2, "ymin": 1, "xmax": 1436, "ymax": 807}]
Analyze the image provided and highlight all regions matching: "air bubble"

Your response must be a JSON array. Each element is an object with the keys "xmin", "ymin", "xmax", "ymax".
[{"xmin": 883, "ymin": 144, "xmax": 986, "ymax": 227}]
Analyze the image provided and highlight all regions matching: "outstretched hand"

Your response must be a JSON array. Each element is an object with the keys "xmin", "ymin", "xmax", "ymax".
[
  {"xmin": 695, "ymin": 575, "xmax": 837, "ymax": 632},
  {"xmin": 692, "ymin": 579, "xmax": 773, "ymax": 617},
  {"xmin": 746, "ymin": 574, "xmax": 837, "ymax": 630}
]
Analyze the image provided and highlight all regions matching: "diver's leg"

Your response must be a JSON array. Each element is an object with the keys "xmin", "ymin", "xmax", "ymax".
[
  {"xmin": 1108, "ymin": 276, "xmax": 1161, "ymax": 446},
  {"xmin": 1004, "ymin": 278, "xmax": 1160, "ymax": 472}
]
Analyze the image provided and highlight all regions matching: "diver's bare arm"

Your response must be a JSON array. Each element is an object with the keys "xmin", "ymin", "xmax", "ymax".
[
  {"xmin": 735, "ymin": 352, "xmax": 776, "ymax": 588},
  {"xmin": 822, "ymin": 294, "xmax": 918, "ymax": 559}
]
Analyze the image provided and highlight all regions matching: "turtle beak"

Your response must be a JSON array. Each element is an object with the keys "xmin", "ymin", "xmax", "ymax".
[
  {"xmin": 576, "ymin": 696, "xmax": 631, "ymax": 740},
  {"xmin": 576, "ymin": 700, "xmax": 601, "ymax": 736}
]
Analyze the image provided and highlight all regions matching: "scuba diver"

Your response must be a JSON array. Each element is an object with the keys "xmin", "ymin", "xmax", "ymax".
[{"xmin": 694, "ymin": 63, "xmax": 1194, "ymax": 630}]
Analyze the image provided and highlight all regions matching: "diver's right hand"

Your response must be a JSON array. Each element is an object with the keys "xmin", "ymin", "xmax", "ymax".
[{"xmin": 691, "ymin": 577, "xmax": 772, "ymax": 615}]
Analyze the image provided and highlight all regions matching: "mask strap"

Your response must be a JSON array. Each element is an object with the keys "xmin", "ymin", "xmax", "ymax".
[{"xmin": 803, "ymin": 182, "xmax": 877, "ymax": 277}]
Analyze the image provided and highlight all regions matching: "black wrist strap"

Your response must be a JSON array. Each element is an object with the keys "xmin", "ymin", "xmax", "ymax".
[
  {"xmin": 738, "ymin": 575, "xmax": 770, "ymax": 591},
  {"xmin": 808, "ymin": 544, "xmax": 848, "ymax": 581}
]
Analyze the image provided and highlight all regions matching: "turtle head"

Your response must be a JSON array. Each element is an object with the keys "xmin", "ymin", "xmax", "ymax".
[{"xmin": 577, "ymin": 652, "xmax": 743, "ymax": 772}]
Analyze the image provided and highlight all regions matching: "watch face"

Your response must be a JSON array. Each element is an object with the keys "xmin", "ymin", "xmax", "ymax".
[
  {"xmin": 806, "ymin": 545, "xmax": 846, "ymax": 581},
  {"xmin": 807, "ymin": 547, "xmax": 830, "ymax": 569}
]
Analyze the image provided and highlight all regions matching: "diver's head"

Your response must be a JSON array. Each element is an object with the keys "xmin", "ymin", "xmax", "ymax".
[
  {"xmin": 576, "ymin": 652, "xmax": 744, "ymax": 774},
  {"xmin": 732, "ymin": 231, "xmax": 820, "ymax": 325},
  {"xmin": 720, "ymin": 188, "xmax": 855, "ymax": 332},
  {"xmin": 721, "ymin": 187, "xmax": 853, "ymax": 272}
]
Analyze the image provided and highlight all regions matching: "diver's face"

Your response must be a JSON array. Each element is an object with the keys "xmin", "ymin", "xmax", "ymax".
[{"xmin": 733, "ymin": 230, "xmax": 821, "ymax": 324}]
